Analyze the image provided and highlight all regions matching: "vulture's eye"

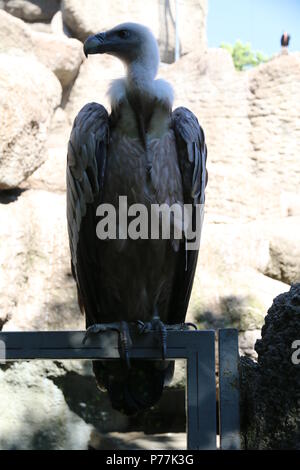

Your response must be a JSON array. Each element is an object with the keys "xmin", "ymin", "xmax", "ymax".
[{"xmin": 118, "ymin": 30, "xmax": 130, "ymax": 39}]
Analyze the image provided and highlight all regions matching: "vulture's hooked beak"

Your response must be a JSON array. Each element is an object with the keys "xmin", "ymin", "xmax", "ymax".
[{"xmin": 84, "ymin": 33, "xmax": 108, "ymax": 58}]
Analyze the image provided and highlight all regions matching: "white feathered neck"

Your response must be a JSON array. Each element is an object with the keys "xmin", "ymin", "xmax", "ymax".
[{"xmin": 106, "ymin": 23, "xmax": 174, "ymax": 109}]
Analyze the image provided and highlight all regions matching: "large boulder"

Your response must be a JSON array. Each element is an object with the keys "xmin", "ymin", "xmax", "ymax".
[
  {"xmin": 240, "ymin": 283, "xmax": 300, "ymax": 449},
  {"xmin": 0, "ymin": 8, "xmax": 33, "ymax": 54},
  {"xmin": 265, "ymin": 237, "xmax": 300, "ymax": 285},
  {"xmin": 23, "ymin": 108, "xmax": 71, "ymax": 193},
  {"xmin": 31, "ymin": 31, "xmax": 83, "ymax": 88},
  {"xmin": 0, "ymin": 361, "xmax": 92, "ymax": 450},
  {"xmin": 0, "ymin": 54, "xmax": 61, "ymax": 190},
  {"xmin": 262, "ymin": 217, "xmax": 300, "ymax": 285},
  {"xmin": 0, "ymin": 189, "xmax": 83, "ymax": 330},
  {"xmin": 0, "ymin": 10, "xmax": 83, "ymax": 89},
  {"xmin": 1, "ymin": 0, "xmax": 60, "ymax": 22}
]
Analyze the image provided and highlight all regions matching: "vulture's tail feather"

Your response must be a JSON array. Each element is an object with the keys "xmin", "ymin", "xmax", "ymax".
[{"xmin": 93, "ymin": 360, "xmax": 174, "ymax": 415}]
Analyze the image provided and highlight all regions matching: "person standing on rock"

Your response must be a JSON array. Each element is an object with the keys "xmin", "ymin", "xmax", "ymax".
[{"xmin": 281, "ymin": 32, "xmax": 290, "ymax": 53}]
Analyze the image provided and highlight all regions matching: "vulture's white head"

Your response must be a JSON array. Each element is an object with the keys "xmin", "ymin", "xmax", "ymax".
[{"xmin": 84, "ymin": 22, "xmax": 160, "ymax": 84}]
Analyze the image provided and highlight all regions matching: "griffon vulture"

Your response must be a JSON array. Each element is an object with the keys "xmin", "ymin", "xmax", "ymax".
[
  {"xmin": 67, "ymin": 23, "xmax": 208, "ymax": 415},
  {"xmin": 281, "ymin": 32, "xmax": 290, "ymax": 48}
]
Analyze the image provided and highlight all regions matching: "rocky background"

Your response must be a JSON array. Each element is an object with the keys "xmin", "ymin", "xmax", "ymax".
[{"xmin": 0, "ymin": 0, "xmax": 299, "ymax": 449}]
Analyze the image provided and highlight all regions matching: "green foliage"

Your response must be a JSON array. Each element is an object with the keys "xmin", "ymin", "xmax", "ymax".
[{"xmin": 220, "ymin": 40, "xmax": 269, "ymax": 71}]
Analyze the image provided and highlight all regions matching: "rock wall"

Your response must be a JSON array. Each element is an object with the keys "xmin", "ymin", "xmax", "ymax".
[
  {"xmin": 0, "ymin": 53, "xmax": 61, "ymax": 190},
  {"xmin": 248, "ymin": 54, "xmax": 300, "ymax": 217},
  {"xmin": 0, "ymin": 10, "xmax": 83, "ymax": 90},
  {"xmin": 1, "ymin": 0, "xmax": 61, "ymax": 22},
  {"xmin": 161, "ymin": 49, "xmax": 300, "ymax": 222}
]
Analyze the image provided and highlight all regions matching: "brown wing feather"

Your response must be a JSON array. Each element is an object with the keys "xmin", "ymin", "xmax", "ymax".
[
  {"xmin": 67, "ymin": 102, "xmax": 109, "ymax": 325},
  {"xmin": 168, "ymin": 107, "xmax": 208, "ymax": 324}
]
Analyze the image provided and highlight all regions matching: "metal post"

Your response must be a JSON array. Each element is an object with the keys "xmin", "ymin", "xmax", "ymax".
[
  {"xmin": 218, "ymin": 329, "xmax": 241, "ymax": 450},
  {"xmin": 186, "ymin": 330, "xmax": 216, "ymax": 450}
]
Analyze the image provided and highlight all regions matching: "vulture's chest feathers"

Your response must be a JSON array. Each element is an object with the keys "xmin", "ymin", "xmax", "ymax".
[{"xmin": 104, "ymin": 97, "xmax": 183, "ymax": 208}]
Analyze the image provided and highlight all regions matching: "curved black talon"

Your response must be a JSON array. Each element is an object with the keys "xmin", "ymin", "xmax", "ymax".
[
  {"xmin": 135, "ymin": 320, "xmax": 147, "ymax": 335},
  {"xmin": 135, "ymin": 318, "xmax": 167, "ymax": 360},
  {"xmin": 82, "ymin": 322, "xmax": 133, "ymax": 368},
  {"xmin": 118, "ymin": 321, "xmax": 132, "ymax": 369},
  {"xmin": 82, "ymin": 324, "xmax": 106, "ymax": 344}
]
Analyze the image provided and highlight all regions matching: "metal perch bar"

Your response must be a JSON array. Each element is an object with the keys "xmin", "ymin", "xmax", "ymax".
[
  {"xmin": 218, "ymin": 329, "xmax": 241, "ymax": 450},
  {"xmin": 0, "ymin": 328, "xmax": 240, "ymax": 450}
]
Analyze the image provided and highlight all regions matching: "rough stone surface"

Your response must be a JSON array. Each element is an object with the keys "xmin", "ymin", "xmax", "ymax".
[
  {"xmin": 31, "ymin": 30, "xmax": 83, "ymax": 88},
  {"xmin": 23, "ymin": 109, "xmax": 71, "ymax": 193},
  {"xmin": 248, "ymin": 54, "xmax": 300, "ymax": 203},
  {"xmin": 0, "ymin": 9, "xmax": 33, "ymax": 54},
  {"xmin": 0, "ymin": 189, "xmax": 83, "ymax": 330},
  {"xmin": 0, "ymin": 10, "xmax": 83, "ymax": 89},
  {"xmin": 0, "ymin": 53, "xmax": 61, "ymax": 189},
  {"xmin": 2, "ymin": 0, "xmax": 60, "ymax": 22},
  {"xmin": 262, "ymin": 217, "xmax": 300, "ymax": 285},
  {"xmin": 240, "ymin": 284, "xmax": 300, "ymax": 449},
  {"xmin": 27, "ymin": 20, "xmax": 51, "ymax": 32},
  {"xmin": 0, "ymin": 361, "xmax": 92, "ymax": 450}
]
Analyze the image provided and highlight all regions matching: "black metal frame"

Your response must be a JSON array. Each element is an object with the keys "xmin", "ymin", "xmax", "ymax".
[{"xmin": 0, "ymin": 328, "xmax": 240, "ymax": 450}]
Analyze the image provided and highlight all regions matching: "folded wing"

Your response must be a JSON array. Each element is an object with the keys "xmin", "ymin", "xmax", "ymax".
[
  {"xmin": 66, "ymin": 102, "xmax": 109, "ymax": 326},
  {"xmin": 168, "ymin": 107, "xmax": 208, "ymax": 324}
]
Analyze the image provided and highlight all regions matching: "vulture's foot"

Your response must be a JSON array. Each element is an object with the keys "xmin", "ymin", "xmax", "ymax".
[
  {"xmin": 83, "ymin": 321, "xmax": 132, "ymax": 368},
  {"xmin": 136, "ymin": 317, "xmax": 167, "ymax": 360}
]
